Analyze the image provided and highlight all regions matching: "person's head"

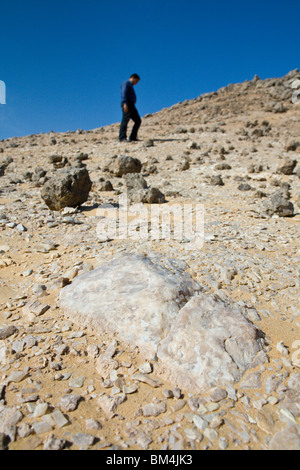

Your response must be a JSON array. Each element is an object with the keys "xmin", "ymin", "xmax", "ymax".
[{"xmin": 129, "ymin": 73, "xmax": 140, "ymax": 85}]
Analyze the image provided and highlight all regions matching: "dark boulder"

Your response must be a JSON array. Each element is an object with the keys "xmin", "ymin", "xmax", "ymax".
[{"xmin": 41, "ymin": 168, "xmax": 92, "ymax": 211}]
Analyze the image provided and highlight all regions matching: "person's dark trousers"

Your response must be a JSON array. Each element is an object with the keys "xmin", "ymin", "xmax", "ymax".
[{"xmin": 119, "ymin": 102, "xmax": 141, "ymax": 141}]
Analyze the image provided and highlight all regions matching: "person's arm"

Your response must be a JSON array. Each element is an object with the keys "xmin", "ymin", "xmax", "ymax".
[{"xmin": 121, "ymin": 81, "xmax": 130, "ymax": 112}]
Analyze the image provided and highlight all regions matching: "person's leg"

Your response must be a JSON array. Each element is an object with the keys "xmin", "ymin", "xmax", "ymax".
[
  {"xmin": 128, "ymin": 105, "xmax": 141, "ymax": 141},
  {"xmin": 119, "ymin": 105, "xmax": 131, "ymax": 141}
]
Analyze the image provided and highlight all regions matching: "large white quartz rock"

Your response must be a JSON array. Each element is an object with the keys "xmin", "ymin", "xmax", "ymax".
[
  {"xmin": 59, "ymin": 253, "xmax": 200, "ymax": 359},
  {"xmin": 59, "ymin": 252, "xmax": 266, "ymax": 392},
  {"xmin": 157, "ymin": 293, "xmax": 265, "ymax": 392}
]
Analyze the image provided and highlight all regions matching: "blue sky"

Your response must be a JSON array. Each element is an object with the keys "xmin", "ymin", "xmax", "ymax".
[{"xmin": 0, "ymin": 0, "xmax": 299, "ymax": 140}]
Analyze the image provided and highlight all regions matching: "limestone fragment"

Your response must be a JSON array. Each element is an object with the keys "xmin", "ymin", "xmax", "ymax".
[
  {"xmin": 71, "ymin": 433, "xmax": 96, "ymax": 447},
  {"xmin": 97, "ymin": 393, "xmax": 127, "ymax": 418},
  {"xmin": 59, "ymin": 394, "xmax": 82, "ymax": 412},
  {"xmin": 0, "ymin": 325, "xmax": 18, "ymax": 340},
  {"xmin": 142, "ymin": 402, "xmax": 167, "ymax": 417}
]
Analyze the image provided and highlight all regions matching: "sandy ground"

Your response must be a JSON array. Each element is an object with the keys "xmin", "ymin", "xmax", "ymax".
[{"xmin": 0, "ymin": 72, "xmax": 300, "ymax": 450}]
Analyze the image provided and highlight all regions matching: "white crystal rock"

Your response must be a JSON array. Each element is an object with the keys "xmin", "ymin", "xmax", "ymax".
[
  {"xmin": 59, "ymin": 253, "xmax": 200, "ymax": 359},
  {"xmin": 59, "ymin": 252, "xmax": 266, "ymax": 392},
  {"xmin": 157, "ymin": 293, "xmax": 265, "ymax": 392}
]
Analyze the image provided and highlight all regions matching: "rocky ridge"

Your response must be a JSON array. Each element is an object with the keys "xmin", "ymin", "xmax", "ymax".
[{"xmin": 0, "ymin": 69, "xmax": 300, "ymax": 450}]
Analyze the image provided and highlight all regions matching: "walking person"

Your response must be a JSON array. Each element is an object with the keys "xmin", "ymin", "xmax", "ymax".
[{"xmin": 119, "ymin": 74, "xmax": 141, "ymax": 142}]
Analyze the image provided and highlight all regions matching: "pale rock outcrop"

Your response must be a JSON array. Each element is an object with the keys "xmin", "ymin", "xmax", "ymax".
[
  {"xmin": 59, "ymin": 253, "xmax": 266, "ymax": 392},
  {"xmin": 59, "ymin": 253, "xmax": 199, "ymax": 360},
  {"xmin": 157, "ymin": 293, "xmax": 265, "ymax": 392}
]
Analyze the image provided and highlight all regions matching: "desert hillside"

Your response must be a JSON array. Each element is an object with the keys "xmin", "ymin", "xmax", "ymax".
[{"xmin": 0, "ymin": 69, "xmax": 300, "ymax": 450}]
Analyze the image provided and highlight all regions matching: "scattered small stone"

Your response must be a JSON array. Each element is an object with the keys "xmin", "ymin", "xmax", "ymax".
[
  {"xmin": 123, "ymin": 384, "xmax": 138, "ymax": 394},
  {"xmin": 204, "ymin": 428, "xmax": 219, "ymax": 441},
  {"xmin": 184, "ymin": 427, "xmax": 203, "ymax": 441},
  {"xmin": 33, "ymin": 403, "xmax": 49, "ymax": 418},
  {"xmin": 142, "ymin": 402, "xmax": 167, "ymax": 417},
  {"xmin": 178, "ymin": 158, "xmax": 190, "ymax": 171},
  {"xmin": 6, "ymin": 369, "xmax": 29, "ymax": 384},
  {"xmin": 71, "ymin": 433, "xmax": 95, "ymax": 447},
  {"xmin": 16, "ymin": 223, "xmax": 27, "ymax": 232},
  {"xmin": 32, "ymin": 421, "xmax": 53, "ymax": 435},
  {"xmin": 193, "ymin": 415, "xmax": 208, "ymax": 431},
  {"xmin": 280, "ymin": 407, "xmax": 297, "ymax": 424},
  {"xmin": 51, "ymin": 409, "xmax": 69, "ymax": 428},
  {"xmin": 256, "ymin": 410, "xmax": 275, "ymax": 433},
  {"xmin": 276, "ymin": 341, "xmax": 289, "ymax": 355},
  {"xmin": 23, "ymin": 300, "xmax": 50, "ymax": 318},
  {"xmin": 215, "ymin": 163, "xmax": 231, "ymax": 170},
  {"xmin": 132, "ymin": 373, "xmax": 162, "ymax": 388},
  {"xmin": 219, "ymin": 437, "xmax": 229, "ymax": 449},
  {"xmin": 144, "ymin": 139, "xmax": 154, "ymax": 148},
  {"xmin": 210, "ymin": 175, "xmax": 224, "ymax": 186},
  {"xmin": 238, "ymin": 183, "xmax": 252, "ymax": 191},
  {"xmin": 171, "ymin": 399, "xmax": 187, "ymax": 412},
  {"xmin": 113, "ymin": 155, "xmax": 142, "ymax": 177},
  {"xmin": 163, "ymin": 389, "xmax": 174, "ymax": 398},
  {"xmin": 173, "ymin": 388, "xmax": 182, "ymax": 399},
  {"xmin": 138, "ymin": 362, "xmax": 152, "ymax": 374},
  {"xmin": 59, "ymin": 394, "xmax": 82, "ymax": 412},
  {"xmin": 85, "ymin": 419, "xmax": 102, "ymax": 430},
  {"xmin": 261, "ymin": 191, "xmax": 294, "ymax": 217},
  {"xmin": 43, "ymin": 434, "xmax": 67, "ymax": 450},
  {"xmin": 0, "ymin": 325, "xmax": 18, "ymax": 340},
  {"xmin": 69, "ymin": 376, "xmax": 86, "ymax": 388},
  {"xmin": 22, "ymin": 269, "xmax": 33, "ymax": 277},
  {"xmin": 276, "ymin": 159, "xmax": 297, "ymax": 175},
  {"xmin": 18, "ymin": 423, "xmax": 32, "ymax": 439},
  {"xmin": 99, "ymin": 180, "xmax": 114, "ymax": 191},
  {"xmin": 136, "ymin": 431, "xmax": 153, "ymax": 449},
  {"xmin": 240, "ymin": 371, "xmax": 262, "ymax": 389},
  {"xmin": 209, "ymin": 387, "xmax": 227, "ymax": 402},
  {"xmin": 97, "ymin": 393, "xmax": 127, "ymax": 418}
]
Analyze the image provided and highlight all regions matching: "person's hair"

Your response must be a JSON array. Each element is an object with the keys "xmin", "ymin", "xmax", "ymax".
[{"xmin": 130, "ymin": 73, "xmax": 140, "ymax": 80}]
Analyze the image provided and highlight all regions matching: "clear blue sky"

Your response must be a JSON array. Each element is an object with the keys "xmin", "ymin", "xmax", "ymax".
[{"xmin": 0, "ymin": 0, "xmax": 299, "ymax": 140}]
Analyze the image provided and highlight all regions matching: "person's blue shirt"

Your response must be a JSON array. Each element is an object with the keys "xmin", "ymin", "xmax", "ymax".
[{"xmin": 121, "ymin": 80, "xmax": 137, "ymax": 105}]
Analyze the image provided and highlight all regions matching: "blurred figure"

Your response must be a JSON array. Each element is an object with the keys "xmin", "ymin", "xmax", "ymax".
[{"xmin": 119, "ymin": 74, "xmax": 141, "ymax": 142}]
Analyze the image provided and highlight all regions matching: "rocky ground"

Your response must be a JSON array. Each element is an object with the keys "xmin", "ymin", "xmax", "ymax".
[{"xmin": 0, "ymin": 69, "xmax": 300, "ymax": 451}]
